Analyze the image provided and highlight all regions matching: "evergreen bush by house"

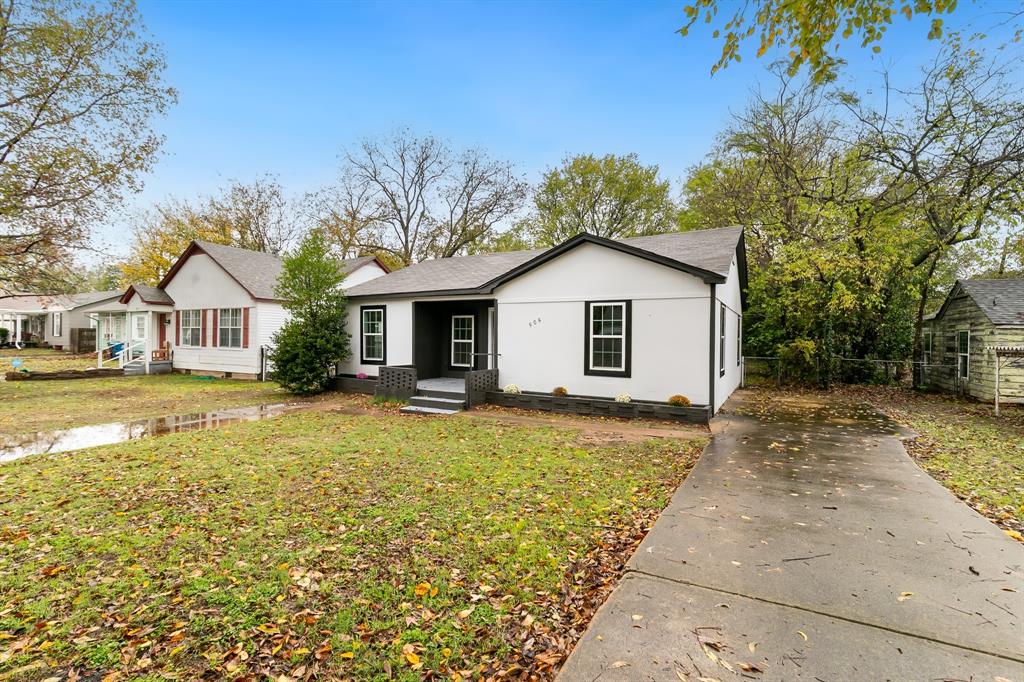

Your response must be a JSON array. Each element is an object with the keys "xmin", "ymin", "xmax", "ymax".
[{"xmin": 268, "ymin": 231, "xmax": 351, "ymax": 394}]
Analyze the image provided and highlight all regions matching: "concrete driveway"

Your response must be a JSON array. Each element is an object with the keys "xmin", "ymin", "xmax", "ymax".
[{"xmin": 559, "ymin": 391, "xmax": 1024, "ymax": 681}]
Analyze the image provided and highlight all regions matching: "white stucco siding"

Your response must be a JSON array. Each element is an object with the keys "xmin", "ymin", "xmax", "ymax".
[
  {"xmin": 494, "ymin": 243, "xmax": 712, "ymax": 403},
  {"xmin": 714, "ymin": 257, "xmax": 743, "ymax": 411},
  {"xmin": 163, "ymin": 253, "xmax": 261, "ymax": 374},
  {"xmin": 343, "ymin": 262, "xmax": 388, "ymax": 289},
  {"xmin": 338, "ymin": 299, "xmax": 414, "ymax": 377}
]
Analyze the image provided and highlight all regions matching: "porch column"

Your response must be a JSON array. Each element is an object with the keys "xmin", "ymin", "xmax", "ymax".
[{"xmin": 14, "ymin": 315, "xmax": 22, "ymax": 349}]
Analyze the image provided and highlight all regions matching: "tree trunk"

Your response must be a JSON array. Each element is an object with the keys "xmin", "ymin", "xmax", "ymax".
[{"xmin": 912, "ymin": 254, "xmax": 940, "ymax": 387}]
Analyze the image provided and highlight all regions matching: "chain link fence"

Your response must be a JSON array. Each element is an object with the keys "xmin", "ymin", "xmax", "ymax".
[{"xmin": 741, "ymin": 355, "xmax": 961, "ymax": 389}]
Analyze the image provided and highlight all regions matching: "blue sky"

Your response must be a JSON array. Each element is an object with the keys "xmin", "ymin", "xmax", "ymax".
[{"xmin": 98, "ymin": 0, "xmax": 1019, "ymax": 257}]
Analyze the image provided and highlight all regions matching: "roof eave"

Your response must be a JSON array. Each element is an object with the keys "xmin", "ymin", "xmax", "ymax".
[
  {"xmin": 158, "ymin": 240, "xmax": 263, "ymax": 301},
  {"xmin": 480, "ymin": 232, "xmax": 728, "ymax": 291}
]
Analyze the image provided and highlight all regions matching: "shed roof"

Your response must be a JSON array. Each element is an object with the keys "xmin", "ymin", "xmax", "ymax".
[
  {"xmin": 347, "ymin": 226, "xmax": 744, "ymax": 298},
  {"xmin": 935, "ymin": 278, "xmax": 1024, "ymax": 326}
]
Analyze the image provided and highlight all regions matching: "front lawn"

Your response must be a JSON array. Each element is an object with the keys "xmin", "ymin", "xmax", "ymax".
[
  {"xmin": 0, "ymin": 410, "xmax": 703, "ymax": 680},
  {"xmin": 0, "ymin": 348, "xmax": 95, "ymax": 375},
  {"xmin": 0, "ymin": 374, "xmax": 295, "ymax": 434}
]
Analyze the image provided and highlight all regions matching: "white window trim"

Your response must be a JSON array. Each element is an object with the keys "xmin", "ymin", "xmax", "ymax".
[
  {"xmin": 451, "ymin": 314, "xmax": 474, "ymax": 368},
  {"xmin": 180, "ymin": 309, "xmax": 202, "ymax": 348},
  {"xmin": 132, "ymin": 313, "xmax": 146, "ymax": 340},
  {"xmin": 922, "ymin": 331, "xmax": 933, "ymax": 365},
  {"xmin": 957, "ymin": 329, "xmax": 970, "ymax": 381},
  {"xmin": 361, "ymin": 308, "xmax": 384, "ymax": 362},
  {"xmin": 588, "ymin": 301, "xmax": 627, "ymax": 372},
  {"xmin": 218, "ymin": 308, "xmax": 243, "ymax": 349},
  {"xmin": 52, "ymin": 312, "xmax": 62, "ymax": 337}
]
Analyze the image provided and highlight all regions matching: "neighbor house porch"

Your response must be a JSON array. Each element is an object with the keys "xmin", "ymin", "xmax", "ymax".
[
  {"xmin": 91, "ymin": 307, "xmax": 173, "ymax": 375},
  {"xmin": 0, "ymin": 312, "xmax": 47, "ymax": 347}
]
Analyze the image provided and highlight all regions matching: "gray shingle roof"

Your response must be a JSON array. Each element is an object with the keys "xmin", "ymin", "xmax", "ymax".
[
  {"xmin": 346, "ymin": 226, "xmax": 743, "ymax": 298},
  {"xmin": 69, "ymin": 290, "xmax": 122, "ymax": 307},
  {"xmin": 190, "ymin": 242, "xmax": 377, "ymax": 300},
  {"xmin": 346, "ymin": 249, "xmax": 544, "ymax": 297},
  {"xmin": 0, "ymin": 290, "xmax": 120, "ymax": 312},
  {"xmin": 192, "ymin": 241, "xmax": 285, "ymax": 300},
  {"xmin": 129, "ymin": 284, "xmax": 174, "ymax": 305},
  {"xmin": 958, "ymin": 278, "xmax": 1024, "ymax": 326},
  {"xmin": 339, "ymin": 255, "xmax": 381, "ymax": 275}
]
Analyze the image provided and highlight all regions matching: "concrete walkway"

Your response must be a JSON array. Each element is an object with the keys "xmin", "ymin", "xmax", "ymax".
[{"xmin": 559, "ymin": 392, "xmax": 1024, "ymax": 681}]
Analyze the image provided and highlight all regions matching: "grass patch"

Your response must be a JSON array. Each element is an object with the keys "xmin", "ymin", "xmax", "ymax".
[
  {"xmin": 0, "ymin": 410, "xmax": 703, "ymax": 679},
  {"xmin": 0, "ymin": 374, "xmax": 296, "ymax": 433},
  {"xmin": 0, "ymin": 348, "xmax": 96, "ymax": 374}
]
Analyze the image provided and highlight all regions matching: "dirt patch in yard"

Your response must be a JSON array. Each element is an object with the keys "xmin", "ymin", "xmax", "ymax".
[{"xmin": 464, "ymin": 406, "xmax": 708, "ymax": 447}]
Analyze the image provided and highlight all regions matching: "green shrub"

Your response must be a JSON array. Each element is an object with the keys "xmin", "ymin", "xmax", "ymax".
[{"xmin": 268, "ymin": 231, "xmax": 351, "ymax": 394}]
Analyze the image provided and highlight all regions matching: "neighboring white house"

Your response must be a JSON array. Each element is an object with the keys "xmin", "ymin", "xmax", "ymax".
[
  {"xmin": 0, "ymin": 291, "xmax": 122, "ymax": 350},
  {"xmin": 86, "ymin": 241, "xmax": 390, "ymax": 378},
  {"xmin": 339, "ymin": 227, "xmax": 746, "ymax": 415}
]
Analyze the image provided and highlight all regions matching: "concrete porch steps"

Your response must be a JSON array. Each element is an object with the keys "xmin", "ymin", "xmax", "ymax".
[
  {"xmin": 409, "ymin": 395, "xmax": 464, "ymax": 409},
  {"xmin": 399, "ymin": 378, "xmax": 467, "ymax": 416},
  {"xmin": 399, "ymin": 405, "xmax": 462, "ymax": 416}
]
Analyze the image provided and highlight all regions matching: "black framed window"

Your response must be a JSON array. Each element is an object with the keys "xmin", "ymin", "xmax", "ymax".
[
  {"xmin": 719, "ymin": 303, "xmax": 726, "ymax": 377},
  {"xmin": 360, "ymin": 306, "xmax": 386, "ymax": 364},
  {"xmin": 584, "ymin": 300, "xmax": 631, "ymax": 377}
]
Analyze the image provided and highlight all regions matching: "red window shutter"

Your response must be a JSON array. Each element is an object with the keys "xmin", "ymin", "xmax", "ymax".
[
  {"xmin": 175, "ymin": 311, "xmax": 180, "ymax": 346},
  {"xmin": 212, "ymin": 309, "xmax": 218, "ymax": 347},
  {"xmin": 201, "ymin": 309, "xmax": 207, "ymax": 347},
  {"xmin": 242, "ymin": 308, "xmax": 250, "ymax": 349}
]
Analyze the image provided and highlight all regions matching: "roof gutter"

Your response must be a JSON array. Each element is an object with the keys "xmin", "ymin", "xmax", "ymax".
[{"xmin": 346, "ymin": 232, "xmax": 731, "ymax": 299}]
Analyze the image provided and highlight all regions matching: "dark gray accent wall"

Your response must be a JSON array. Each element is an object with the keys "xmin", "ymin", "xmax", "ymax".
[
  {"xmin": 708, "ymin": 283, "xmax": 717, "ymax": 412},
  {"xmin": 412, "ymin": 300, "xmax": 493, "ymax": 379}
]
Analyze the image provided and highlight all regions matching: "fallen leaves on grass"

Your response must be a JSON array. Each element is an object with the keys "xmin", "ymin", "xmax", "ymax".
[{"xmin": 0, "ymin": 410, "xmax": 704, "ymax": 681}]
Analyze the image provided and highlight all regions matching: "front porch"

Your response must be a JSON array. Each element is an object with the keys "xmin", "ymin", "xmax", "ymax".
[
  {"xmin": 92, "ymin": 307, "xmax": 173, "ymax": 375},
  {"xmin": 410, "ymin": 299, "xmax": 498, "ymax": 379},
  {"xmin": 0, "ymin": 312, "xmax": 47, "ymax": 347}
]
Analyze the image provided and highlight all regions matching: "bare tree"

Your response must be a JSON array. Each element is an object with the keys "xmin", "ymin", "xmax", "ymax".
[
  {"xmin": 343, "ymin": 130, "xmax": 449, "ymax": 266},
  {"xmin": 0, "ymin": 0, "xmax": 176, "ymax": 294},
  {"xmin": 209, "ymin": 174, "xmax": 297, "ymax": 254},
  {"xmin": 316, "ymin": 129, "xmax": 527, "ymax": 266},
  {"xmin": 423, "ymin": 149, "xmax": 528, "ymax": 259},
  {"xmin": 301, "ymin": 172, "xmax": 380, "ymax": 258}
]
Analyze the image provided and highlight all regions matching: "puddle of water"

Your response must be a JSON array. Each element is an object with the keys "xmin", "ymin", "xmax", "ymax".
[{"xmin": 0, "ymin": 403, "xmax": 305, "ymax": 463}]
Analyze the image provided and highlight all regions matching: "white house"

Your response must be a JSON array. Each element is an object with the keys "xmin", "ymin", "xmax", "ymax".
[
  {"xmin": 88, "ymin": 241, "xmax": 389, "ymax": 378},
  {"xmin": 0, "ymin": 291, "xmax": 122, "ymax": 350},
  {"xmin": 338, "ymin": 227, "xmax": 746, "ymax": 420}
]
